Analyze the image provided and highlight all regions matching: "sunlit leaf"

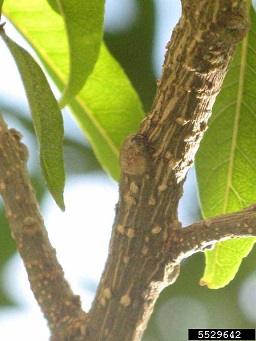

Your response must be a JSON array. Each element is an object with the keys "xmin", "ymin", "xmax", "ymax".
[
  {"xmin": 0, "ymin": 29, "xmax": 65, "ymax": 210},
  {"xmin": 199, "ymin": 238, "xmax": 254, "ymax": 289},
  {"xmin": 69, "ymin": 43, "xmax": 144, "ymax": 179},
  {"xmin": 195, "ymin": 6, "xmax": 256, "ymax": 289},
  {"xmin": 0, "ymin": 0, "xmax": 4, "ymax": 18},
  {"xmin": 47, "ymin": 0, "xmax": 105, "ymax": 107},
  {"xmin": 3, "ymin": 0, "xmax": 144, "ymax": 181}
]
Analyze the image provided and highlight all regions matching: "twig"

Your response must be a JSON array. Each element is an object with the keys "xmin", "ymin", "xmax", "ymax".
[
  {"xmin": 169, "ymin": 204, "xmax": 256, "ymax": 262},
  {"xmin": 0, "ymin": 113, "xmax": 87, "ymax": 340}
]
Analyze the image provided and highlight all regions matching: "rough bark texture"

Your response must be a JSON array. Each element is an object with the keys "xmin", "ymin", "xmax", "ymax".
[
  {"xmin": 169, "ymin": 203, "xmax": 256, "ymax": 262},
  {"xmin": 0, "ymin": 1, "xmax": 253, "ymax": 341},
  {"xmin": 85, "ymin": 1, "xmax": 250, "ymax": 340},
  {"xmin": 0, "ymin": 114, "xmax": 87, "ymax": 339}
]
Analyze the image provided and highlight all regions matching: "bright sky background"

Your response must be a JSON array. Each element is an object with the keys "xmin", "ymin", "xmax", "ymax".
[{"xmin": 0, "ymin": 1, "xmax": 256, "ymax": 340}]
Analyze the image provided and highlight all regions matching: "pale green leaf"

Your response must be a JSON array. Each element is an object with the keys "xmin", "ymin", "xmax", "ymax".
[
  {"xmin": 47, "ymin": 0, "xmax": 105, "ymax": 107},
  {"xmin": 200, "ymin": 238, "xmax": 254, "ymax": 289},
  {"xmin": 3, "ymin": 0, "xmax": 144, "ymax": 181},
  {"xmin": 69, "ymin": 43, "xmax": 145, "ymax": 179},
  {"xmin": 195, "ymin": 6, "xmax": 256, "ymax": 289},
  {"xmin": 0, "ymin": 29, "xmax": 65, "ymax": 210}
]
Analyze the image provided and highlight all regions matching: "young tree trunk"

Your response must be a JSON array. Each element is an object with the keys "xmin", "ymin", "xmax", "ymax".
[{"xmin": 84, "ymin": 1, "xmax": 250, "ymax": 340}]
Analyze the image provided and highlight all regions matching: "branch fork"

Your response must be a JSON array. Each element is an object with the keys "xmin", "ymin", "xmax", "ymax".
[{"xmin": 0, "ymin": 0, "xmax": 253, "ymax": 340}]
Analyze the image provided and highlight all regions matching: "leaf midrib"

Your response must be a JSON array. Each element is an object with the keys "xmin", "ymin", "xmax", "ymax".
[{"xmin": 223, "ymin": 28, "xmax": 249, "ymax": 214}]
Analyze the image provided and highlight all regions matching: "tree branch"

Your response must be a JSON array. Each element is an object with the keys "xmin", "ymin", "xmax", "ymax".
[
  {"xmin": 169, "ymin": 204, "xmax": 256, "ymax": 263},
  {"xmin": 1, "ymin": 0, "xmax": 251, "ymax": 340},
  {"xmin": 84, "ymin": 1, "xmax": 250, "ymax": 340},
  {"xmin": 0, "ymin": 113, "xmax": 87, "ymax": 340}
]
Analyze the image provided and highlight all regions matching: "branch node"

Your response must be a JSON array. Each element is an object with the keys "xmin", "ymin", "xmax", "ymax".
[{"xmin": 119, "ymin": 134, "xmax": 153, "ymax": 176}]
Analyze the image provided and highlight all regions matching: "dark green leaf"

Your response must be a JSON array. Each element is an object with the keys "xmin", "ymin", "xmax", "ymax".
[
  {"xmin": 195, "ymin": 6, "xmax": 256, "ymax": 288},
  {"xmin": 104, "ymin": 0, "xmax": 156, "ymax": 111},
  {"xmin": 1, "ymin": 31, "xmax": 65, "ymax": 210},
  {"xmin": 0, "ymin": 206, "xmax": 16, "ymax": 305}
]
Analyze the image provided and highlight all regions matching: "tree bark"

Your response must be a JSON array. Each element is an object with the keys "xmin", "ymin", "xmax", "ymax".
[
  {"xmin": 0, "ymin": 1, "xmax": 253, "ymax": 341},
  {"xmin": 0, "ymin": 114, "xmax": 87, "ymax": 339},
  {"xmin": 169, "ymin": 203, "xmax": 256, "ymax": 262},
  {"xmin": 84, "ymin": 0, "xmax": 250, "ymax": 340}
]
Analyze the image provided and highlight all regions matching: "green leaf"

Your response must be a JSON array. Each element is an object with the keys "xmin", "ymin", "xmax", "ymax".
[
  {"xmin": 195, "ymin": 6, "xmax": 256, "ymax": 289},
  {"xmin": 0, "ymin": 0, "xmax": 4, "ymax": 18},
  {"xmin": 0, "ymin": 206, "xmax": 16, "ymax": 306},
  {"xmin": 69, "ymin": 43, "xmax": 144, "ymax": 180},
  {"xmin": 47, "ymin": 0, "xmax": 105, "ymax": 108},
  {"xmin": 199, "ymin": 238, "xmax": 254, "ymax": 289},
  {"xmin": 3, "ymin": 0, "xmax": 144, "ymax": 181},
  {"xmin": 0, "ymin": 30, "xmax": 65, "ymax": 210}
]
